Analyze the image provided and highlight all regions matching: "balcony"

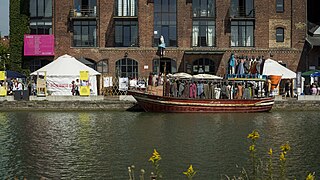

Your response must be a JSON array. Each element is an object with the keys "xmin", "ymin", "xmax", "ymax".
[
  {"xmin": 69, "ymin": 7, "xmax": 97, "ymax": 20},
  {"xmin": 230, "ymin": 7, "xmax": 255, "ymax": 19}
]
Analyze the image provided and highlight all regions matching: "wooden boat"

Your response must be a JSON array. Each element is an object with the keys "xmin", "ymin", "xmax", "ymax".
[{"xmin": 128, "ymin": 90, "xmax": 274, "ymax": 113}]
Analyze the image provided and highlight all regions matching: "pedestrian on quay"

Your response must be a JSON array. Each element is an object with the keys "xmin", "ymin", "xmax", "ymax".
[
  {"xmin": 75, "ymin": 79, "xmax": 80, "ymax": 95},
  {"xmin": 71, "ymin": 80, "xmax": 76, "ymax": 96}
]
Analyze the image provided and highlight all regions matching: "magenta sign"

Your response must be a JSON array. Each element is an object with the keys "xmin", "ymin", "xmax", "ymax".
[{"xmin": 24, "ymin": 35, "xmax": 55, "ymax": 56}]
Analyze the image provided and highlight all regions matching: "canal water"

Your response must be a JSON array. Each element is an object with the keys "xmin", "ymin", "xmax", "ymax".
[{"xmin": 0, "ymin": 111, "xmax": 319, "ymax": 179}]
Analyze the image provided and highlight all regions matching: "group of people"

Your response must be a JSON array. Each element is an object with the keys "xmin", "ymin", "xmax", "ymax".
[
  {"xmin": 304, "ymin": 82, "xmax": 320, "ymax": 95},
  {"xmin": 147, "ymin": 76, "xmax": 270, "ymax": 99},
  {"xmin": 71, "ymin": 79, "xmax": 80, "ymax": 96},
  {"xmin": 228, "ymin": 53, "xmax": 265, "ymax": 76},
  {"xmin": 0, "ymin": 78, "xmax": 24, "ymax": 95}
]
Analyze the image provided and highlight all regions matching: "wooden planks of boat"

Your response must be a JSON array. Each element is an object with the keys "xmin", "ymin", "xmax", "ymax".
[{"xmin": 127, "ymin": 90, "xmax": 274, "ymax": 113}]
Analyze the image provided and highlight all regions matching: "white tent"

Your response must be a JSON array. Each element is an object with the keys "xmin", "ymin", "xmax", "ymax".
[
  {"xmin": 263, "ymin": 58, "xmax": 304, "ymax": 95},
  {"xmin": 31, "ymin": 54, "xmax": 100, "ymax": 96},
  {"xmin": 262, "ymin": 59, "xmax": 296, "ymax": 79}
]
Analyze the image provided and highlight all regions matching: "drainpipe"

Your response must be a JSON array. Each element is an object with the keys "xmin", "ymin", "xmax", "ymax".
[{"xmin": 291, "ymin": 0, "xmax": 293, "ymax": 48}]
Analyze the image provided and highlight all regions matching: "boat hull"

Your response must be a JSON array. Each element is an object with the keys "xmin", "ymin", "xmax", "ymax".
[{"xmin": 128, "ymin": 90, "xmax": 274, "ymax": 113}]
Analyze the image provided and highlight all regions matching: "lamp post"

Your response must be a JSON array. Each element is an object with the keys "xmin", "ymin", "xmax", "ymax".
[{"xmin": 158, "ymin": 35, "xmax": 166, "ymax": 96}]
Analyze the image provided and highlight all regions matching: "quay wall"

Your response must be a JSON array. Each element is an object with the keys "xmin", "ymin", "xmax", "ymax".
[{"xmin": 1, "ymin": 95, "xmax": 320, "ymax": 111}]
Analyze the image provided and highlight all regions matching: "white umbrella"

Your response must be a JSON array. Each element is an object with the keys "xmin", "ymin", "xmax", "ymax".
[
  {"xmin": 192, "ymin": 74, "xmax": 223, "ymax": 80},
  {"xmin": 170, "ymin": 72, "xmax": 193, "ymax": 79}
]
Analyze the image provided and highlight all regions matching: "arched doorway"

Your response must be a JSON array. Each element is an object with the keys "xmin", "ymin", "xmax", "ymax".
[
  {"xmin": 192, "ymin": 58, "xmax": 215, "ymax": 75},
  {"xmin": 152, "ymin": 58, "xmax": 177, "ymax": 75},
  {"xmin": 115, "ymin": 58, "xmax": 138, "ymax": 78}
]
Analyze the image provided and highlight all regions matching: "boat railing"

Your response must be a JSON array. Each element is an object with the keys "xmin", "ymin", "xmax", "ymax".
[{"xmin": 227, "ymin": 74, "xmax": 267, "ymax": 81}]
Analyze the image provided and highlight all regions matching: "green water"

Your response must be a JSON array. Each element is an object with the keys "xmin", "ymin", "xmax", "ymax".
[{"xmin": 0, "ymin": 111, "xmax": 319, "ymax": 179}]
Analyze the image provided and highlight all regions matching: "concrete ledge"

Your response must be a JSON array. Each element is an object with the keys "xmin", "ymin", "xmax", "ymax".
[
  {"xmin": 297, "ymin": 95, "xmax": 320, "ymax": 101},
  {"xmin": 0, "ymin": 100, "xmax": 136, "ymax": 111},
  {"xmin": 29, "ymin": 95, "xmax": 105, "ymax": 101}
]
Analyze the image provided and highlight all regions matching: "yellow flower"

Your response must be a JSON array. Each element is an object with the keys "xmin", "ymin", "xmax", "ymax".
[
  {"xmin": 280, "ymin": 152, "xmax": 286, "ymax": 161},
  {"xmin": 183, "ymin": 165, "xmax": 197, "ymax": 178},
  {"xmin": 249, "ymin": 145, "xmax": 256, "ymax": 152},
  {"xmin": 306, "ymin": 172, "xmax": 315, "ymax": 180},
  {"xmin": 280, "ymin": 142, "xmax": 291, "ymax": 154},
  {"xmin": 268, "ymin": 148, "xmax": 273, "ymax": 156},
  {"xmin": 247, "ymin": 130, "xmax": 260, "ymax": 140},
  {"xmin": 149, "ymin": 149, "xmax": 161, "ymax": 163}
]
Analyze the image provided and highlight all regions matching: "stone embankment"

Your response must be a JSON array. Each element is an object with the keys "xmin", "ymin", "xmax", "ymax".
[{"xmin": 0, "ymin": 95, "xmax": 320, "ymax": 111}]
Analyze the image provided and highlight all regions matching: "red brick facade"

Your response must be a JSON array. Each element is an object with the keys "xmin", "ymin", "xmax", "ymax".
[{"xmin": 53, "ymin": 0, "xmax": 307, "ymax": 78}]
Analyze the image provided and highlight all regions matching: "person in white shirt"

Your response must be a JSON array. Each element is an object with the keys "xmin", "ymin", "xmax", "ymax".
[{"xmin": 17, "ymin": 82, "xmax": 23, "ymax": 90}]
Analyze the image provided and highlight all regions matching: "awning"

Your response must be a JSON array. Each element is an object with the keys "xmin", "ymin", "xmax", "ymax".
[
  {"xmin": 184, "ymin": 50, "xmax": 225, "ymax": 55},
  {"xmin": 78, "ymin": 57, "xmax": 95, "ymax": 65},
  {"xmin": 6, "ymin": 70, "xmax": 27, "ymax": 79},
  {"xmin": 301, "ymin": 70, "xmax": 320, "ymax": 76}
]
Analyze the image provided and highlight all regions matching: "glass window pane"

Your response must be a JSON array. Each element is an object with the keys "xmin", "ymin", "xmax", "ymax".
[
  {"xmin": 123, "ymin": 26, "xmax": 131, "ymax": 47},
  {"xmin": 30, "ymin": 0, "xmax": 37, "ymax": 17},
  {"xmin": 231, "ymin": 25, "xmax": 238, "ymax": 46},
  {"xmin": 38, "ymin": 0, "xmax": 44, "ymax": 16},
  {"xmin": 162, "ymin": 0, "xmax": 168, "ymax": 12},
  {"xmin": 245, "ymin": 0, "xmax": 254, "ymax": 17},
  {"xmin": 169, "ymin": 0, "xmax": 176, "ymax": 12},
  {"xmin": 44, "ymin": 0, "xmax": 52, "ymax": 17},
  {"xmin": 208, "ymin": 0, "xmax": 215, "ymax": 17},
  {"xmin": 276, "ymin": 0, "xmax": 284, "ymax": 12},
  {"xmin": 246, "ymin": 26, "xmax": 254, "ymax": 46}
]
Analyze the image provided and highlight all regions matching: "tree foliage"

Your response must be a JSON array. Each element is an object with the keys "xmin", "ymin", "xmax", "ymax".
[{"xmin": 9, "ymin": 0, "xmax": 30, "ymax": 71}]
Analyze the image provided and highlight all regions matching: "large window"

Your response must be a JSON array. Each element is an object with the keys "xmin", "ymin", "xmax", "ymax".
[
  {"xmin": 276, "ymin": 0, "xmax": 284, "ymax": 12},
  {"xmin": 30, "ymin": 0, "xmax": 52, "ymax": 17},
  {"xmin": 116, "ymin": 0, "xmax": 137, "ymax": 16},
  {"xmin": 73, "ymin": 20, "xmax": 97, "ymax": 47},
  {"xmin": 97, "ymin": 59, "xmax": 108, "ymax": 74},
  {"xmin": 29, "ymin": 0, "xmax": 52, "ymax": 35},
  {"xmin": 30, "ymin": 20, "xmax": 52, "ymax": 34},
  {"xmin": 29, "ymin": 59, "xmax": 51, "ymax": 72},
  {"xmin": 154, "ymin": 0, "xmax": 177, "ymax": 47},
  {"xmin": 192, "ymin": 21, "xmax": 215, "ymax": 47},
  {"xmin": 116, "ymin": 58, "xmax": 138, "ymax": 78},
  {"xmin": 192, "ymin": 58, "xmax": 215, "ymax": 75},
  {"xmin": 192, "ymin": 0, "xmax": 215, "ymax": 47},
  {"xmin": 276, "ymin": 27, "xmax": 284, "ymax": 42},
  {"xmin": 230, "ymin": 0, "xmax": 254, "ymax": 18},
  {"xmin": 115, "ymin": 20, "xmax": 138, "ymax": 47},
  {"xmin": 231, "ymin": 21, "xmax": 254, "ymax": 47},
  {"xmin": 192, "ymin": 0, "xmax": 215, "ymax": 17}
]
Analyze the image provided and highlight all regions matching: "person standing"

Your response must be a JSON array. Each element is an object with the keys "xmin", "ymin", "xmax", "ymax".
[
  {"xmin": 75, "ymin": 79, "xmax": 80, "ymax": 96},
  {"xmin": 71, "ymin": 81, "xmax": 75, "ymax": 95}
]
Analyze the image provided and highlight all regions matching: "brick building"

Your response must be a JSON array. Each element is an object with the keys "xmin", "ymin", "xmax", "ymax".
[{"xmin": 25, "ymin": 0, "xmax": 308, "ymax": 79}]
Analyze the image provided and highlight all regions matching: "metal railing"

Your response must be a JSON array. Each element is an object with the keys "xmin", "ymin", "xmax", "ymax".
[{"xmin": 70, "ymin": 8, "xmax": 97, "ymax": 18}]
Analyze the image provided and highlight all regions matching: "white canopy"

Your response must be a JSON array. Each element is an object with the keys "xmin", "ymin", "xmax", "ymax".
[
  {"xmin": 192, "ymin": 74, "xmax": 223, "ymax": 80},
  {"xmin": 169, "ymin": 72, "xmax": 193, "ymax": 79},
  {"xmin": 262, "ymin": 58, "xmax": 296, "ymax": 79},
  {"xmin": 31, "ymin": 54, "xmax": 100, "ymax": 76},
  {"xmin": 30, "ymin": 54, "xmax": 100, "ymax": 96}
]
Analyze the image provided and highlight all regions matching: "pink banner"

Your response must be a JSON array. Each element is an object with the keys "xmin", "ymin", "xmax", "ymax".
[{"xmin": 24, "ymin": 35, "xmax": 55, "ymax": 56}]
